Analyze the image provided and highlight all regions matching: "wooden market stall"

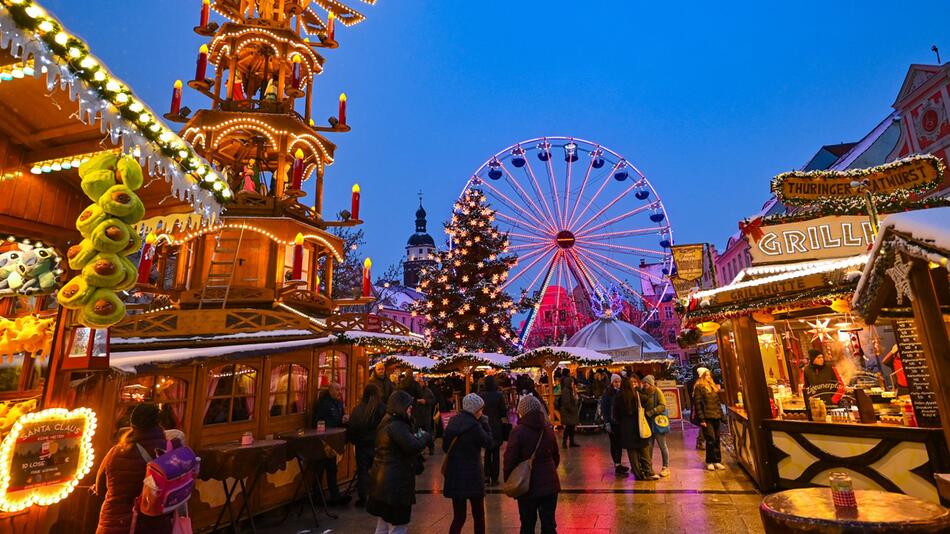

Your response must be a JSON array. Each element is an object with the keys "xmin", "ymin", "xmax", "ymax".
[
  {"xmin": 509, "ymin": 346, "xmax": 611, "ymax": 420},
  {"xmin": 0, "ymin": 0, "xmax": 227, "ymax": 530}
]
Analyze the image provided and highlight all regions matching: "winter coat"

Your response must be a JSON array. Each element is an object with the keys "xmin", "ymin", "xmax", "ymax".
[
  {"xmin": 502, "ymin": 410, "xmax": 560, "ymax": 499},
  {"xmin": 312, "ymin": 394, "xmax": 345, "ymax": 429},
  {"xmin": 347, "ymin": 400, "xmax": 385, "ymax": 448},
  {"xmin": 478, "ymin": 386, "xmax": 508, "ymax": 447},
  {"xmin": 94, "ymin": 426, "xmax": 181, "ymax": 534},
  {"xmin": 442, "ymin": 411, "xmax": 492, "ymax": 499},
  {"xmin": 558, "ymin": 376, "xmax": 579, "ymax": 426},
  {"xmin": 612, "ymin": 391, "xmax": 650, "ymax": 449},
  {"xmin": 693, "ymin": 382, "xmax": 723, "ymax": 421},
  {"xmin": 412, "ymin": 385, "xmax": 436, "ymax": 431},
  {"xmin": 398, "ymin": 376, "xmax": 423, "ymax": 400},
  {"xmin": 368, "ymin": 371, "xmax": 394, "ymax": 403},
  {"xmin": 802, "ymin": 364, "xmax": 845, "ymax": 404},
  {"xmin": 641, "ymin": 386, "xmax": 667, "ymax": 418},
  {"xmin": 600, "ymin": 387, "xmax": 620, "ymax": 427},
  {"xmin": 369, "ymin": 413, "xmax": 428, "ymax": 509}
]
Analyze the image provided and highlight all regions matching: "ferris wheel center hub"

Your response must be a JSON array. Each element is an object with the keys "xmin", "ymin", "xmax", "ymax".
[{"xmin": 555, "ymin": 230, "xmax": 576, "ymax": 249}]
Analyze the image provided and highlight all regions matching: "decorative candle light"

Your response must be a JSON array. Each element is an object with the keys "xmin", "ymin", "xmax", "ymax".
[
  {"xmin": 170, "ymin": 80, "xmax": 182, "ymax": 115},
  {"xmin": 290, "ymin": 54, "xmax": 302, "ymax": 89},
  {"xmin": 291, "ymin": 232, "xmax": 304, "ymax": 280},
  {"xmin": 362, "ymin": 257, "xmax": 372, "ymax": 297},
  {"xmin": 195, "ymin": 44, "xmax": 209, "ymax": 81},
  {"xmin": 136, "ymin": 232, "xmax": 157, "ymax": 284},
  {"xmin": 327, "ymin": 11, "xmax": 336, "ymax": 41},
  {"xmin": 199, "ymin": 0, "xmax": 210, "ymax": 28},
  {"xmin": 338, "ymin": 92, "xmax": 347, "ymax": 126},
  {"xmin": 290, "ymin": 148, "xmax": 305, "ymax": 190},
  {"xmin": 351, "ymin": 183, "xmax": 361, "ymax": 220}
]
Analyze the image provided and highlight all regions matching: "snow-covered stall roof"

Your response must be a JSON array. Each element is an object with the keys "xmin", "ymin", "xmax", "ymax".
[
  {"xmin": 430, "ymin": 352, "xmax": 513, "ymax": 372},
  {"xmin": 853, "ymin": 207, "xmax": 950, "ymax": 319},
  {"xmin": 374, "ymin": 354, "xmax": 441, "ymax": 371},
  {"xmin": 111, "ymin": 337, "xmax": 325, "ymax": 372},
  {"xmin": 565, "ymin": 318, "xmax": 669, "ymax": 363},
  {"xmin": 510, "ymin": 346, "xmax": 612, "ymax": 369}
]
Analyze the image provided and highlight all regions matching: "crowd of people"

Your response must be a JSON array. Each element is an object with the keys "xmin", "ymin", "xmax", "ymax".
[{"xmin": 92, "ymin": 361, "xmax": 726, "ymax": 534}]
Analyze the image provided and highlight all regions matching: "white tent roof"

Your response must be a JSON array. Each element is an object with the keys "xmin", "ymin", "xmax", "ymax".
[{"xmin": 565, "ymin": 318, "xmax": 668, "ymax": 361}]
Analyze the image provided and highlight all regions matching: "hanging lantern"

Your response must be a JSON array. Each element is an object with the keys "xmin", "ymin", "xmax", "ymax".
[
  {"xmin": 61, "ymin": 326, "xmax": 110, "ymax": 370},
  {"xmin": 696, "ymin": 321, "xmax": 721, "ymax": 335},
  {"xmin": 830, "ymin": 298, "xmax": 852, "ymax": 314}
]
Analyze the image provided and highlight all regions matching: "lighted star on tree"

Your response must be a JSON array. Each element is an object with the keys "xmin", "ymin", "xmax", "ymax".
[{"xmin": 805, "ymin": 319, "xmax": 834, "ymax": 342}]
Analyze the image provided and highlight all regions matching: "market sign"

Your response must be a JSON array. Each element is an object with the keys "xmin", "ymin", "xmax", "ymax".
[
  {"xmin": 772, "ymin": 155, "xmax": 943, "ymax": 207},
  {"xmin": 712, "ymin": 272, "xmax": 832, "ymax": 306},
  {"xmin": 0, "ymin": 408, "xmax": 97, "ymax": 512},
  {"xmin": 669, "ymin": 275, "xmax": 698, "ymax": 298},
  {"xmin": 670, "ymin": 244, "xmax": 705, "ymax": 281},
  {"xmin": 747, "ymin": 215, "xmax": 879, "ymax": 265}
]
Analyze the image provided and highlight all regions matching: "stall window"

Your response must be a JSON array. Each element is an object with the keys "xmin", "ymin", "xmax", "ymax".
[
  {"xmin": 204, "ymin": 364, "xmax": 257, "ymax": 425},
  {"xmin": 316, "ymin": 350, "xmax": 347, "ymax": 393},
  {"xmin": 115, "ymin": 376, "xmax": 188, "ymax": 432},
  {"xmin": 269, "ymin": 363, "xmax": 309, "ymax": 417}
]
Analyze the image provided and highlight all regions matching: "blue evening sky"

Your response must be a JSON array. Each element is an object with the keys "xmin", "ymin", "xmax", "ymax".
[{"xmin": 41, "ymin": 1, "xmax": 946, "ymax": 271}]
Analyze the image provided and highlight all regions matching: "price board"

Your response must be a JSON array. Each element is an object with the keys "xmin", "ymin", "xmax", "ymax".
[{"xmin": 893, "ymin": 319, "xmax": 941, "ymax": 428}]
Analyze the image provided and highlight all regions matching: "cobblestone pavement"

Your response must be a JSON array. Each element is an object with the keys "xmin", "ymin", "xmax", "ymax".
[{"xmin": 258, "ymin": 424, "xmax": 765, "ymax": 533}]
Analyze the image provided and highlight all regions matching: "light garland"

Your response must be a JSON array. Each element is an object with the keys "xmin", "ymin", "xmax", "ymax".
[
  {"xmin": 0, "ymin": 407, "xmax": 97, "ymax": 512},
  {"xmin": 156, "ymin": 221, "xmax": 344, "ymax": 261},
  {"xmin": 0, "ymin": 0, "xmax": 229, "ymax": 213},
  {"xmin": 0, "ymin": 57, "xmax": 36, "ymax": 80},
  {"xmin": 208, "ymin": 25, "xmax": 323, "ymax": 75},
  {"xmin": 29, "ymin": 148, "xmax": 116, "ymax": 175}
]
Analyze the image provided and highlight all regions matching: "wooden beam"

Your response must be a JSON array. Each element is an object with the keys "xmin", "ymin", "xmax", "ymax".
[
  {"xmin": 717, "ymin": 323, "xmax": 741, "ymax": 406},
  {"xmin": 24, "ymin": 138, "xmax": 109, "ymax": 164},
  {"xmin": 733, "ymin": 315, "xmax": 777, "ymax": 490},
  {"xmin": 908, "ymin": 260, "xmax": 950, "ymax": 451},
  {"xmin": 25, "ymin": 121, "xmax": 96, "ymax": 144}
]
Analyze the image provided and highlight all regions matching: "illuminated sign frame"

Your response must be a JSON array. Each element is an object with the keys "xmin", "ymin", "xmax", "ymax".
[
  {"xmin": 0, "ymin": 407, "xmax": 97, "ymax": 512},
  {"xmin": 746, "ymin": 215, "xmax": 879, "ymax": 265}
]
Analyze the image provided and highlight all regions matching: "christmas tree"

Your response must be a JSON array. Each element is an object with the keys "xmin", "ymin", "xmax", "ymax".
[{"xmin": 414, "ymin": 188, "xmax": 519, "ymax": 353}]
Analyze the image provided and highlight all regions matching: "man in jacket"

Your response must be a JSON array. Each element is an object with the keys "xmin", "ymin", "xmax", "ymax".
[
  {"xmin": 477, "ymin": 375, "xmax": 508, "ymax": 486},
  {"xmin": 312, "ymin": 382, "xmax": 350, "ymax": 505},
  {"xmin": 412, "ymin": 374, "xmax": 437, "ymax": 454},
  {"xmin": 600, "ymin": 373, "xmax": 627, "ymax": 474},
  {"xmin": 369, "ymin": 361, "xmax": 394, "ymax": 401},
  {"xmin": 802, "ymin": 349, "xmax": 846, "ymax": 405}
]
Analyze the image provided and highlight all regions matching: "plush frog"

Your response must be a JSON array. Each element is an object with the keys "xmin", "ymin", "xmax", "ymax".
[{"xmin": 14, "ymin": 247, "xmax": 60, "ymax": 294}]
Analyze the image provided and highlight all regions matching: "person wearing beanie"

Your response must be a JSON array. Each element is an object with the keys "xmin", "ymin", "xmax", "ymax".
[
  {"xmin": 600, "ymin": 373, "xmax": 628, "ymax": 474},
  {"xmin": 505, "ymin": 392, "xmax": 561, "ymax": 534},
  {"xmin": 477, "ymin": 375, "xmax": 509, "ymax": 487},
  {"xmin": 640, "ymin": 375, "xmax": 670, "ymax": 477},
  {"xmin": 94, "ymin": 403, "xmax": 183, "ymax": 534},
  {"xmin": 693, "ymin": 368, "xmax": 726, "ymax": 471},
  {"xmin": 442, "ymin": 393, "xmax": 492, "ymax": 534},
  {"xmin": 802, "ymin": 349, "xmax": 845, "ymax": 404},
  {"xmin": 367, "ymin": 390, "xmax": 430, "ymax": 533}
]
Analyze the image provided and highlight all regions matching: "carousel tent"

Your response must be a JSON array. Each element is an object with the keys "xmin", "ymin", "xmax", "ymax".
[{"xmin": 564, "ymin": 317, "xmax": 670, "ymax": 363}]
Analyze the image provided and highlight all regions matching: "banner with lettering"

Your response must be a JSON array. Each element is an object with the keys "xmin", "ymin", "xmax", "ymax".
[
  {"xmin": 670, "ymin": 244, "xmax": 705, "ymax": 281},
  {"xmin": 746, "ymin": 215, "xmax": 883, "ymax": 264}
]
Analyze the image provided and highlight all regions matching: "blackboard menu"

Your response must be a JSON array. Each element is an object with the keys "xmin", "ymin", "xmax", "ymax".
[{"xmin": 893, "ymin": 319, "xmax": 941, "ymax": 428}]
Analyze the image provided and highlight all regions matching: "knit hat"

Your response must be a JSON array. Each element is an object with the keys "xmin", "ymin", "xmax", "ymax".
[
  {"xmin": 386, "ymin": 390, "xmax": 414, "ymax": 416},
  {"xmin": 610, "ymin": 373, "xmax": 621, "ymax": 383},
  {"xmin": 130, "ymin": 403, "xmax": 160, "ymax": 430},
  {"xmin": 643, "ymin": 375, "xmax": 656, "ymax": 386},
  {"xmin": 462, "ymin": 393, "xmax": 485, "ymax": 415},
  {"xmin": 517, "ymin": 395, "xmax": 543, "ymax": 418},
  {"xmin": 696, "ymin": 367, "xmax": 710, "ymax": 379}
]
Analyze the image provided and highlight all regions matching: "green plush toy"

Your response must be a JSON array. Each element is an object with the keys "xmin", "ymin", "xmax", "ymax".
[
  {"xmin": 79, "ymin": 288, "xmax": 126, "ymax": 328},
  {"xmin": 114, "ymin": 256, "xmax": 138, "ymax": 291},
  {"xmin": 121, "ymin": 230, "xmax": 143, "ymax": 257},
  {"xmin": 76, "ymin": 204, "xmax": 110, "ymax": 237},
  {"xmin": 80, "ymin": 169, "xmax": 117, "ymax": 201},
  {"xmin": 90, "ymin": 219, "xmax": 132, "ymax": 254},
  {"xmin": 81, "ymin": 252, "xmax": 125, "ymax": 287},
  {"xmin": 56, "ymin": 275, "xmax": 93, "ymax": 309},
  {"xmin": 17, "ymin": 248, "xmax": 59, "ymax": 294},
  {"xmin": 98, "ymin": 184, "xmax": 145, "ymax": 223},
  {"xmin": 78, "ymin": 152, "xmax": 118, "ymax": 177},
  {"xmin": 0, "ymin": 250, "xmax": 22, "ymax": 293},
  {"xmin": 116, "ymin": 155, "xmax": 144, "ymax": 191},
  {"xmin": 66, "ymin": 239, "xmax": 98, "ymax": 271}
]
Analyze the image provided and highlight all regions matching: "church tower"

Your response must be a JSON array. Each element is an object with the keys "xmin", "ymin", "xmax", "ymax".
[{"xmin": 404, "ymin": 195, "xmax": 436, "ymax": 288}]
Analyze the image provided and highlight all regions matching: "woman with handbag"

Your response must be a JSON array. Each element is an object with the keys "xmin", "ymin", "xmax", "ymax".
[
  {"xmin": 442, "ymin": 393, "xmax": 493, "ymax": 534},
  {"xmin": 693, "ymin": 368, "xmax": 726, "ymax": 471},
  {"xmin": 478, "ymin": 375, "xmax": 508, "ymax": 486},
  {"xmin": 641, "ymin": 375, "xmax": 671, "ymax": 477},
  {"xmin": 612, "ymin": 377, "xmax": 659, "ymax": 481},
  {"xmin": 503, "ymin": 395, "xmax": 560, "ymax": 534}
]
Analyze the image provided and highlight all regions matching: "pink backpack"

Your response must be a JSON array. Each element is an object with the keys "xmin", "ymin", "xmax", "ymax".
[{"xmin": 134, "ymin": 439, "xmax": 200, "ymax": 516}]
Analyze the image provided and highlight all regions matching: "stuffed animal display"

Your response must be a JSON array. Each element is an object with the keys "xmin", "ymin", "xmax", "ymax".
[
  {"xmin": 0, "ymin": 245, "xmax": 63, "ymax": 296},
  {"xmin": 57, "ymin": 153, "xmax": 146, "ymax": 328},
  {"xmin": 0, "ymin": 315, "xmax": 55, "ymax": 359}
]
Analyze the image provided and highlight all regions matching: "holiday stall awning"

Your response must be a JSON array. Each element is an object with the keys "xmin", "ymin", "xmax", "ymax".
[
  {"xmin": 372, "ymin": 354, "xmax": 440, "ymax": 372},
  {"xmin": 684, "ymin": 254, "xmax": 868, "ymax": 324},
  {"xmin": 0, "ymin": 0, "xmax": 228, "ymax": 246},
  {"xmin": 429, "ymin": 352, "xmax": 512, "ymax": 373},
  {"xmin": 510, "ymin": 346, "xmax": 612, "ymax": 369},
  {"xmin": 852, "ymin": 207, "xmax": 950, "ymax": 323}
]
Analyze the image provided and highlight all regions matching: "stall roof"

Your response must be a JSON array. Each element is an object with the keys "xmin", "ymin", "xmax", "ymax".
[
  {"xmin": 565, "ymin": 317, "xmax": 668, "ymax": 361},
  {"xmin": 853, "ymin": 207, "xmax": 950, "ymax": 321},
  {"xmin": 430, "ymin": 352, "xmax": 513, "ymax": 372},
  {"xmin": 0, "ymin": 0, "xmax": 228, "ymax": 222},
  {"xmin": 110, "ymin": 335, "xmax": 324, "ymax": 372},
  {"xmin": 374, "ymin": 354, "xmax": 441, "ymax": 371},
  {"xmin": 510, "ymin": 346, "xmax": 612, "ymax": 369}
]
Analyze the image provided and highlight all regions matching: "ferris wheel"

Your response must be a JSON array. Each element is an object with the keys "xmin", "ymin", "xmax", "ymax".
[{"xmin": 461, "ymin": 136, "xmax": 674, "ymax": 344}]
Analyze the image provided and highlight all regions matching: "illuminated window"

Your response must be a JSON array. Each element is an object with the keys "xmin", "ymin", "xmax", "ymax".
[
  {"xmin": 269, "ymin": 364, "xmax": 309, "ymax": 417},
  {"xmin": 664, "ymin": 306, "xmax": 674, "ymax": 320},
  {"xmin": 116, "ymin": 376, "xmax": 188, "ymax": 432},
  {"xmin": 204, "ymin": 364, "xmax": 257, "ymax": 425},
  {"xmin": 316, "ymin": 350, "xmax": 346, "ymax": 394}
]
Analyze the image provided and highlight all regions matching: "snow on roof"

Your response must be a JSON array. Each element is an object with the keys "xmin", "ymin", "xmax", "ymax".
[
  {"xmin": 695, "ymin": 254, "xmax": 868, "ymax": 300},
  {"xmin": 829, "ymin": 112, "xmax": 900, "ymax": 171},
  {"xmin": 111, "ymin": 337, "xmax": 324, "ymax": 372},
  {"xmin": 511, "ymin": 346, "xmax": 612, "ymax": 368},
  {"xmin": 377, "ymin": 354, "xmax": 441, "ymax": 371},
  {"xmin": 111, "ymin": 329, "xmax": 314, "ymax": 347},
  {"xmin": 468, "ymin": 352, "xmax": 513, "ymax": 367}
]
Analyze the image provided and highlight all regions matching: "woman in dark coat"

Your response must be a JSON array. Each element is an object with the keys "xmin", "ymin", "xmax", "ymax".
[
  {"xmin": 347, "ymin": 383, "xmax": 385, "ymax": 507},
  {"xmin": 612, "ymin": 376, "xmax": 658, "ymax": 480},
  {"xmin": 368, "ymin": 390, "xmax": 430, "ymax": 532},
  {"xmin": 94, "ymin": 404, "xmax": 182, "ymax": 534},
  {"xmin": 442, "ymin": 393, "xmax": 493, "ymax": 534},
  {"xmin": 477, "ymin": 375, "xmax": 508, "ymax": 486},
  {"xmin": 504, "ymin": 395, "xmax": 560, "ymax": 534},
  {"xmin": 411, "ymin": 374, "xmax": 437, "ymax": 454},
  {"xmin": 559, "ymin": 373, "xmax": 580, "ymax": 448}
]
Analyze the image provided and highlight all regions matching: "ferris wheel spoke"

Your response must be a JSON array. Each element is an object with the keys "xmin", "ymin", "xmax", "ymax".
[
  {"xmin": 518, "ymin": 251, "xmax": 560, "ymax": 344},
  {"xmin": 582, "ymin": 226, "xmax": 669, "ymax": 241},
  {"xmin": 551, "ymin": 254, "xmax": 567, "ymax": 340},
  {"xmin": 480, "ymin": 180, "xmax": 558, "ymax": 234},
  {"xmin": 507, "ymin": 226, "xmax": 553, "ymax": 243},
  {"xmin": 573, "ymin": 182, "xmax": 640, "ymax": 235},
  {"xmin": 575, "ymin": 203, "xmax": 653, "ymax": 237},
  {"xmin": 574, "ymin": 246, "xmax": 667, "ymax": 284},
  {"xmin": 503, "ymin": 245, "xmax": 556, "ymax": 290},
  {"xmin": 567, "ymin": 159, "xmax": 625, "ymax": 229},
  {"xmin": 543, "ymin": 149, "xmax": 564, "ymax": 228},
  {"xmin": 574, "ymin": 239, "xmax": 668, "ymax": 258},
  {"xmin": 575, "ymin": 249, "xmax": 657, "ymax": 310},
  {"xmin": 499, "ymin": 162, "xmax": 555, "ymax": 231},
  {"xmin": 509, "ymin": 241, "xmax": 550, "ymax": 252},
  {"xmin": 567, "ymin": 152, "xmax": 597, "ymax": 227},
  {"xmin": 521, "ymin": 155, "xmax": 559, "ymax": 230}
]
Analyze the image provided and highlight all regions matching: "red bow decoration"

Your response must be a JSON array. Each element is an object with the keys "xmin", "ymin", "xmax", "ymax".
[{"xmin": 739, "ymin": 216, "xmax": 765, "ymax": 244}]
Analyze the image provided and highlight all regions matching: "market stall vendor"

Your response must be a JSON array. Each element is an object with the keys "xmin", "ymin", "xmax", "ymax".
[{"xmin": 801, "ymin": 349, "xmax": 845, "ymax": 405}]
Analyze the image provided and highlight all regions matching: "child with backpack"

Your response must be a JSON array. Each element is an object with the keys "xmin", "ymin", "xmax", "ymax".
[{"xmin": 94, "ymin": 403, "xmax": 199, "ymax": 534}]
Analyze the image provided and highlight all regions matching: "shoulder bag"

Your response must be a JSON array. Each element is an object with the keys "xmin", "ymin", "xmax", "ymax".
[
  {"xmin": 637, "ymin": 392, "xmax": 653, "ymax": 440},
  {"xmin": 503, "ymin": 430, "xmax": 545, "ymax": 498},
  {"xmin": 652, "ymin": 390, "xmax": 670, "ymax": 435},
  {"xmin": 441, "ymin": 423, "xmax": 476, "ymax": 476}
]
